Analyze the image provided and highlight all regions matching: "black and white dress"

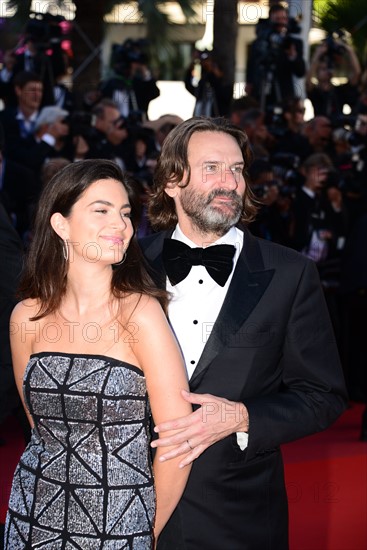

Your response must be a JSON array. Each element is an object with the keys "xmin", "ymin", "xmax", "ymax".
[{"xmin": 4, "ymin": 353, "xmax": 155, "ymax": 549}]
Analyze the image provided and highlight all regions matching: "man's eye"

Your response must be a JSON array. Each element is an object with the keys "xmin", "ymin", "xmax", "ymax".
[
  {"xmin": 232, "ymin": 165, "xmax": 243, "ymax": 173},
  {"xmin": 205, "ymin": 163, "xmax": 219, "ymax": 172}
]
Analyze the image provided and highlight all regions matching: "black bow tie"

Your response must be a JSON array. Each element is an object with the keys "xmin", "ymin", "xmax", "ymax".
[{"xmin": 162, "ymin": 238, "xmax": 236, "ymax": 287}]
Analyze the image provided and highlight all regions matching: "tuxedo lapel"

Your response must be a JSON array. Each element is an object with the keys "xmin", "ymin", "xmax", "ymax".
[
  {"xmin": 140, "ymin": 230, "xmax": 172, "ymax": 289},
  {"xmin": 141, "ymin": 229, "xmax": 275, "ymax": 389},
  {"xmin": 190, "ymin": 231, "xmax": 275, "ymax": 389}
]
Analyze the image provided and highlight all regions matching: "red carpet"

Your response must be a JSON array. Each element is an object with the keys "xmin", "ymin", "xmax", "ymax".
[
  {"xmin": 0, "ymin": 416, "xmax": 25, "ymax": 524},
  {"xmin": 283, "ymin": 402, "xmax": 367, "ymax": 550},
  {"xmin": 1, "ymin": 404, "xmax": 366, "ymax": 549}
]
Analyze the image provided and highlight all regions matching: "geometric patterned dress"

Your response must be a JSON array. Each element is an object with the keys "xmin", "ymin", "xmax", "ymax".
[{"xmin": 4, "ymin": 352, "xmax": 155, "ymax": 549}]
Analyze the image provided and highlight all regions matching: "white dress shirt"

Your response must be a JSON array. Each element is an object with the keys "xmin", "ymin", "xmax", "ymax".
[{"xmin": 167, "ymin": 224, "xmax": 248, "ymax": 449}]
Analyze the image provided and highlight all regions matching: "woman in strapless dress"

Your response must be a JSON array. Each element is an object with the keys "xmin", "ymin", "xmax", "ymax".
[{"xmin": 4, "ymin": 159, "xmax": 191, "ymax": 549}]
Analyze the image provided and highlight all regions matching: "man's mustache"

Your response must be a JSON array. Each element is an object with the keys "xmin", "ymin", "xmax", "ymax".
[{"xmin": 207, "ymin": 188, "xmax": 243, "ymax": 205}]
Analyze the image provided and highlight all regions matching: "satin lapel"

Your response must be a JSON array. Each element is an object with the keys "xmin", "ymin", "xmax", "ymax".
[
  {"xmin": 190, "ymin": 232, "xmax": 275, "ymax": 389},
  {"xmin": 139, "ymin": 230, "xmax": 172, "ymax": 289}
]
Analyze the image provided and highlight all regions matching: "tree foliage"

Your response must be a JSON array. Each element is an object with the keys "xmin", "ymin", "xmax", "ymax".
[{"xmin": 314, "ymin": 0, "xmax": 367, "ymax": 61}]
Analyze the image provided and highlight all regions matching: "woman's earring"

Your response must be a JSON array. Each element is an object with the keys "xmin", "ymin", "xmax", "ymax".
[
  {"xmin": 62, "ymin": 240, "xmax": 69, "ymax": 262},
  {"xmin": 114, "ymin": 251, "xmax": 127, "ymax": 266}
]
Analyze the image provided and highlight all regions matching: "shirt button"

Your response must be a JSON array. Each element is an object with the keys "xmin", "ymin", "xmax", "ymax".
[
  {"xmin": 190, "ymin": 360, "xmax": 196, "ymax": 365},
  {"xmin": 198, "ymin": 279, "xmax": 203, "ymax": 284},
  {"xmin": 193, "ymin": 320, "xmax": 198, "ymax": 325}
]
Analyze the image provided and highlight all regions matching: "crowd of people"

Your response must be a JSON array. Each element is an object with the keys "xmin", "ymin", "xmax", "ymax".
[{"xmin": 0, "ymin": 3, "xmax": 365, "ymax": 548}]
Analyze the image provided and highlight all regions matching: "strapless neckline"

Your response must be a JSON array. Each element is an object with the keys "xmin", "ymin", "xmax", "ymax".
[{"xmin": 29, "ymin": 351, "xmax": 142, "ymax": 374}]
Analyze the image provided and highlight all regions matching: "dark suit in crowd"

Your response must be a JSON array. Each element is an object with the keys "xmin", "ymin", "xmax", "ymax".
[{"xmin": 0, "ymin": 201, "xmax": 23, "ymax": 424}]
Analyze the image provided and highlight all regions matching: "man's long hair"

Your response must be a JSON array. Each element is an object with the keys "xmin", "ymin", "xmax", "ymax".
[{"xmin": 148, "ymin": 116, "xmax": 257, "ymax": 230}]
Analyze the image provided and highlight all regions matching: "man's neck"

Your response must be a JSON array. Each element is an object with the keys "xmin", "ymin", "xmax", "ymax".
[
  {"xmin": 174, "ymin": 223, "xmax": 238, "ymax": 248},
  {"xmin": 18, "ymin": 106, "xmax": 37, "ymax": 120},
  {"xmin": 176, "ymin": 222, "xmax": 225, "ymax": 247}
]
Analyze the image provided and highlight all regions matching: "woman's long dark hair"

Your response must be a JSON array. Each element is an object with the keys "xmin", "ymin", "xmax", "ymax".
[{"xmin": 18, "ymin": 159, "xmax": 167, "ymax": 319}]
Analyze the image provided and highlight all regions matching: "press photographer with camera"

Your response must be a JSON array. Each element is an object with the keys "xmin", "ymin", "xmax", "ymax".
[
  {"xmin": 338, "ymin": 107, "xmax": 367, "ymax": 220},
  {"xmin": 248, "ymin": 158, "xmax": 293, "ymax": 246},
  {"xmin": 12, "ymin": 13, "xmax": 68, "ymax": 107},
  {"xmin": 306, "ymin": 33, "xmax": 361, "ymax": 123},
  {"xmin": 68, "ymin": 98, "xmax": 131, "ymax": 169},
  {"xmin": 99, "ymin": 38, "xmax": 160, "ymax": 122},
  {"xmin": 291, "ymin": 153, "xmax": 347, "ymax": 270},
  {"xmin": 184, "ymin": 49, "xmax": 233, "ymax": 117},
  {"xmin": 272, "ymin": 97, "xmax": 313, "ymax": 161},
  {"xmin": 245, "ymin": 4, "xmax": 305, "ymax": 112}
]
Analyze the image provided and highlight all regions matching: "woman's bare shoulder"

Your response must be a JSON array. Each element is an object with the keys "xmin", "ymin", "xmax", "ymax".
[
  {"xmin": 119, "ymin": 293, "xmax": 164, "ymax": 326},
  {"xmin": 10, "ymin": 299, "xmax": 41, "ymax": 324}
]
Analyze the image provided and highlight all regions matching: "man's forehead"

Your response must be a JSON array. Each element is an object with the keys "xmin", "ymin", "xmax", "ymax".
[
  {"xmin": 24, "ymin": 81, "xmax": 42, "ymax": 89},
  {"xmin": 272, "ymin": 10, "xmax": 288, "ymax": 21},
  {"xmin": 188, "ymin": 133, "xmax": 244, "ymax": 162}
]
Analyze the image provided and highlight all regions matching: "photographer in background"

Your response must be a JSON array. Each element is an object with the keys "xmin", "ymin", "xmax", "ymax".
[
  {"xmin": 306, "ymin": 33, "xmax": 361, "ymax": 123},
  {"xmin": 238, "ymin": 108, "xmax": 271, "ymax": 158},
  {"xmin": 0, "ymin": 49, "xmax": 17, "ymax": 107},
  {"xmin": 339, "ymin": 107, "xmax": 367, "ymax": 221},
  {"xmin": 184, "ymin": 49, "xmax": 232, "ymax": 117},
  {"xmin": 272, "ymin": 97, "xmax": 313, "ymax": 161},
  {"xmin": 246, "ymin": 4, "xmax": 305, "ymax": 112},
  {"xmin": 248, "ymin": 158, "xmax": 293, "ymax": 245},
  {"xmin": 0, "ymin": 71, "xmax": 43, "ymax": 157},
  {"xmin": 70, "ymin": 98, "xmax": 131, "ymax": 168},
  {"xmin": 291, "ymin": 153, "xmax": 347, "ymax": 269},
  {"xmin": 13, "ymin": 13, "xmax": 68, "ymax": 107},
  {"xmin": 100, "ymin": 38, "xmax": 160, "ymax": 122}
]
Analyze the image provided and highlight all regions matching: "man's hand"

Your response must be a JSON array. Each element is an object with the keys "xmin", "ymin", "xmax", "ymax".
[{"xmin": 151, "ymin": 390, "xmax": 249, "ymax": 468}]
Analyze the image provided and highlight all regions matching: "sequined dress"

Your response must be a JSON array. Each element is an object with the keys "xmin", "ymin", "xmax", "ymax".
[{"xmin": 4, "ymin": 352, "xmax": 155, "ymax": 549}]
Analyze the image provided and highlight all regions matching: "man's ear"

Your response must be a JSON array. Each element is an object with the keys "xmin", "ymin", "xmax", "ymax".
[
  {"xmin": 164, "ymin": 180, "xmax": 179, "ymax": 198},
  {"xmin": 50, "ymin": 212, "xmax": 69, "ymax": 240}
]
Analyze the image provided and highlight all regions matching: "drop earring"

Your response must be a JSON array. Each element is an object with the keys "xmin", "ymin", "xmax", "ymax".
[
  {"xmin": 62, "ymin": 240, "xmax": 69, "ymax": 262},
  {"xmin": 114, "ymin": 251, "xmax": 127, "ymax": 266}
]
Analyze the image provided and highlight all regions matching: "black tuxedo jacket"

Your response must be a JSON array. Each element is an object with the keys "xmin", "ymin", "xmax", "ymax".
[{"xmin": 140, "ymin": 228, "xmax": 347, "ymax": 550}]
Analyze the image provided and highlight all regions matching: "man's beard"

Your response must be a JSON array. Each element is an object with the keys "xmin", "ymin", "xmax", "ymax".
[{"xmin": 179, "ymin": 187, "xmax": 244, "ymax": 236}]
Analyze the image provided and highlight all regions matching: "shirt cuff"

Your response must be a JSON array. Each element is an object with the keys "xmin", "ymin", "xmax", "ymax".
[
  {"xmin": 236, "ymin": 432, "xmax": 248, "ymax": 451},
  {"xmin": 41, "ymin": 133, "xmax": 56, "ymax": 147}
]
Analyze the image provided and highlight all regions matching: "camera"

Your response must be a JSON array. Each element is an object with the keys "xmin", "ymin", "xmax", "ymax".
[
  {"xmin": 63, "ymin": 112, "xmax": 97, "ymax": 140},
  {"xmin": 322, "ymin": 30, "xmax": 347, "ymax": 68},
  {"xmin": 266, "ymin": 105, "xmax": 287, "ymax": 138},
  {"xmin": 271, "ymin": 152, "xmax": 301, "ymax": 196},
  {"xmin": 111, "ymin": 38, "xmax": 149, "ymax": 77},
  {"xmin": 25, "ymin": 12, "xmax": 66, "ymax": 51},
  {"xmin": 251, "ymin": 180, "xmax": 279, "ymax": 200},
  {"xmin": 255, "ymin": 16, "xmax": 301, "ymax": 64}
]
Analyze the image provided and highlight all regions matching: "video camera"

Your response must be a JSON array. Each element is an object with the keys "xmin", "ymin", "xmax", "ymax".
[
  {"xmin": 63, "ymin": 112, "xmax": 97, "ymax": 141},
  {"xmin": 271, "ymin": 152, "xmax": 301, "ymax": 197},
  {"xmin": 323, "ymin": 30, "xmax": 347, "ymax": 69},
  {"xmin": 255, "ymin": 16, "xmax": 301, "ymax": 64},
  {"xmin": 112, "ymin": 38, "xmax": 149, "ymax": 78},
  {"xmin": 25, "ymin": 12, "xmax": 66, "ymax": 51}
]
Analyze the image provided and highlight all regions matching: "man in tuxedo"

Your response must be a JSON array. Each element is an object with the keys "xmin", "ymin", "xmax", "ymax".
[{"xmin": 139, "ymin": 117, "xmax": 348, "ymax": 549}]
